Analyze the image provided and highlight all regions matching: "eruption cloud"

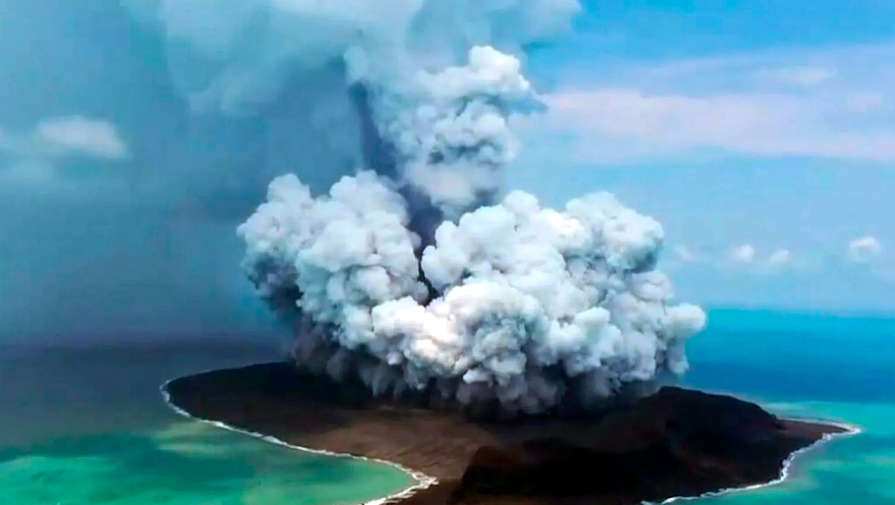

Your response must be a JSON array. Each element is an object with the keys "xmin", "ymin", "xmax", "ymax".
[
  {"xmin": 132, "ymin": 0, "xmax": 706, "ymax": 413},
  {"xmin": 238, "ymin": 172, "xmax": 705, "ymax": 413},
  {"xmin": 353, "ymin": 45, "xmax": 539, "ymax": 217}
]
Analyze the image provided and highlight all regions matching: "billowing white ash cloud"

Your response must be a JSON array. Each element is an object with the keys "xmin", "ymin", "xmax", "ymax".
[
  {"xmin": 239, "ymin": 175, "xmax": 705, "ymax": 413},
  {"xmin": 238, "ymin": 171, "xmax": 427, "ymax": 331},
  {"xmin": 353, "ymin": 45, "xmax": 540, "ymax": 218},
  {"xmin": 132, "ymin": 0, "xmax": 706, "ymax": 412}
]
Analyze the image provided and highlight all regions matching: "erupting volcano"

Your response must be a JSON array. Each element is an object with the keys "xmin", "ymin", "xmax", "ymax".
[
  {"xmin": 137, "ymin": 1, "xmax": 853, "ymax": 504},
  {"xmin": 235, "ymin": 43, "xmax": 704, "ymax": 414}
]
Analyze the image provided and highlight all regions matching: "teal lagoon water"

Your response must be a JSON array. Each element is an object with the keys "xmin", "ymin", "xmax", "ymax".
[
  {"xmin": 0, "ymin": 341, "xmax": 413, "ymax": 505},
  {"xmin": 0, "ymin": 309, "xmax": 892, "ymax": 504}
]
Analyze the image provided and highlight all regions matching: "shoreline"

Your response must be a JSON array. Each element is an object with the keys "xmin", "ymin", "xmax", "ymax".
[
  {"xmin": 160, "ymin": 364, "xmax": 856, "ymax": 505},
  {"xmin": 655, "ymin": 419, "xmax": 861, "ymax": 504},
  {"xmin": 160, "ymin": 377, "xmax": 438, "ymax": 505}
]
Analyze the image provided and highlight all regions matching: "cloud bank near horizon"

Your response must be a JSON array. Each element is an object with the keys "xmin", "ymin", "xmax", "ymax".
[{"xmin": 522, "ymin": 42, "xmax": 895, "ymax": 165}]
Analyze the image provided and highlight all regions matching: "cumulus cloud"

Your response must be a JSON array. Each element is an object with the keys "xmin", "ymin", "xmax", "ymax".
[
  {"xmin": 0, "ymin": 117, "xmax": 128, "ymax": 161},
  {"xmin": 0, "ymin": 117, "xmax": 129, "ymax": 194},
  {"xmin": 723, "ymin": 244, "xmax": 798, "ymax": 271},
  {"xmin": 729, "ymin": 244, "xmax": 757, "ymax": 264},
  {"xmin": 671, "ymin": 245, "xmax": 703, "ymax": 264},
  {"xmin": 34, "ymin": 116, "xmax": 128, "ymax": 160},
  {"xmin": 766, "ymin": 248, "xmax": 793, "ymax": 268},
  {"xmin": 848, "ymin": 236, "xmax": 883, "ymax": 263}
]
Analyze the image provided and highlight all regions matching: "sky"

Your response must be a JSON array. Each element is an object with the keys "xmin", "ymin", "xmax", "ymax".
[
  {"xmin": 514, "ymin": 0, "xmax": 895, "ymax": 312},
  {"xmin": 0, "ymin": 0, "xmax": 892, "ymax": 344}
]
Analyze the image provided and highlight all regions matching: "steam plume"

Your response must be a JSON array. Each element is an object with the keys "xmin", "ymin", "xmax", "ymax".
[
  {"xmin": 132, "ymin": 0, "xmax": 706, "ymax": 413},
  {"xmin": 238, "ymin": 174, "xmax": 705, "ymax": 413}
]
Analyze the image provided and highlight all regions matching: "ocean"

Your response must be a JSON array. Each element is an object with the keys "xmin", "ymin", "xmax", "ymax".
[
  {"xmin": 0, "ymin": 309, "xmax": 891, "ymax": 504},
  {"xmin": 682, "ymin": 309, "xmax": 894, "ymax": 505},
  {"xmin": 0, "ymin": 340, "xmax": 413, "ymax": 505}
]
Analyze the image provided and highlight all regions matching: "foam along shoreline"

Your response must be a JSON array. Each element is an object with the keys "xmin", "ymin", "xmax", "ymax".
[
  {"xmin": 159, "ymin": 378, "xmax": 438, "ymax": 505},
  {"xmin": 654, "ymin": 420, "xmax": 861, "ymax": 504},
  {"xmin": 161, "ymin": 363, "xmax": 854, "ymax": 505}
]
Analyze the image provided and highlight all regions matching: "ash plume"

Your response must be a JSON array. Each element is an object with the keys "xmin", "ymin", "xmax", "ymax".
[
  {"xmin": 238, "ymin": 173, "xmax": 705, "ymax": 413},
  {"xmin": 132, "ymin": 0, "xmax": 706, "ymax": 413}
]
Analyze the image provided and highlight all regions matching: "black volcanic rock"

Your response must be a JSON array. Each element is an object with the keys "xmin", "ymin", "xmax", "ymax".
[
  {"xmin": 432, "ymin": 388, "xmax": 822, "ymax": 505},
  {"xmin": 163, "ymin": 362, "xmax": 847, "ymax": 505}
]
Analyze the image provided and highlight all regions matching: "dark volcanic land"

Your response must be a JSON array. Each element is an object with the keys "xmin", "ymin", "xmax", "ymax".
[{"xmin": 163, "ymin": 362, "xmax": 848, "ymax": 505}]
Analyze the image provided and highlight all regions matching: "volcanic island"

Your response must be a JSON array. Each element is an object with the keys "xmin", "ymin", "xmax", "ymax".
[{"xmin": 162, "ymin": 362, "xmax": 854, "ymax": 505}]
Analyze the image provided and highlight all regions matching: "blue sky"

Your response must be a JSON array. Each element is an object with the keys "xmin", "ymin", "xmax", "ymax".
[
  {"xmin": 0, "ymin": 1, "xmax": 892, "ymax": 344},
  {"xmin": 510, "ymin": 0, "xmax": 895, "ymax": 312},
  {"xmin": 544, "ymin": 1, "xmax": 895, "ymax": 60}
]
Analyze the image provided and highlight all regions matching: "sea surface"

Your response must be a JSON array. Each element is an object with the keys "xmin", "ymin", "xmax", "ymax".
[
  {"xmin": 0, "ymin": 340, "xmax": 413, "ymax": 505},
  {"xmin": 0, "ymin": 309, "xmax": 892, "ymax": 505}
]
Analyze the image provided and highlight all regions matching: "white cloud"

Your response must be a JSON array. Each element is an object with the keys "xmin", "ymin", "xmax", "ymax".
[
  {"xmin": 723, "ymin": 244, "xmax": 798, "ymax": 272},
  {"xmin": 35, "ymin": 116, "xmax": 128, "ymax": 160},
  {"xmin": 524, "ymin": 42, "xmax": 895, "ymax": 164},
  {"xmin": 0, "ymin": 117, "xmax": 128, "ymax": 186},
  {"xmin": 848, "ymin": 236, "xmax": 883, "ymax": 263},
  {"xmin": 767, "ymin": 248, "xmax": 793, "ymax": 268},
  {"xmin": 757, "ymin": 65, "xmax": 837, "ymax": 87},
  {"xmin": 537, "ymin": 88, "xmax": 895, "ymax": 163},
  {"xmin": 729, "ymin": 244, "xmax": 756, "ymax": 264},
  {"xmin": 0, "ymin": 117, "xmax": 130, "ymax": 193},
  {"xmin": 672, "ymin": 244, "xmax": 702, "ymax": 263}
]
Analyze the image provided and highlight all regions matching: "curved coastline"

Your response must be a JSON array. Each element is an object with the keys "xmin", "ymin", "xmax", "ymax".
[
  {"xmin": 656, "ymin": 419, "xmax": 860, "ymax": 504},
  {"xmin": 160, "ymin": 364, "xmax": 857, "ymax": 505},
  {"xmin": 160, "ymin": 377, "xmax": 438, "ymax": 505}
]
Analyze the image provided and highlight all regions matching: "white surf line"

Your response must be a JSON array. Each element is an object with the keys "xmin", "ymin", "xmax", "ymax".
[
  {"xmin": 649, "ymin": 418, "xmax": 862, "ymax": 504},
  {"xmin": 161, "ymin": 372, "xmax": 858, "ymax": 505},
  {"xmin": 159, "ymin": 376, "xmax": 438, "ymax": 505}
]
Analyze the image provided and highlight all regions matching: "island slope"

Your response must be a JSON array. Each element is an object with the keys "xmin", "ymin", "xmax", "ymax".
[{"xmin": 163, "ymin": 362, "xmax": 848, "ymax": 505}]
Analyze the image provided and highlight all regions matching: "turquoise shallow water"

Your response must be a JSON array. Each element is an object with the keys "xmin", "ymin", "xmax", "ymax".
[
  {"xmin": 0, "ymin": 341, "xmax": 413, "ymax": 505},
  {"xmin": 688, "ymin": 401, "xmax": 894, "ymax": 505},
  {"xmin": 0, "ymin": 423, "xmax": 412, "ymax": 505},
  {"xmin": 0, "ymin": 309, "xmax": 892, "ymax": 505},
  {"xmin": 682, "ymin": 309, "xmax": 894, "ymax": 505}
]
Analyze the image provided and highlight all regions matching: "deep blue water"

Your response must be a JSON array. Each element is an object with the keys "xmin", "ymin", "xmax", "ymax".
[{"xmin": 685, "ymin": 309, "xmax": 892, "ymax": 403}]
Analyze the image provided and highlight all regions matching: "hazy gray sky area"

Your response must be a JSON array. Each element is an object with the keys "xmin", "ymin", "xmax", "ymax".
[
  {"xmin": 0, "ymin": 1, "xmax": 315, "ymax": 343},
  {"xmin": 1, "ymin": 1, "xmax": 892, "ymax": 345}
]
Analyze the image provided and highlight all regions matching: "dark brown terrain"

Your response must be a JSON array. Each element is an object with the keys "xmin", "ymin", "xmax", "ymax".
[{"xmin": 163, "ymin": 362, "xmax": 846, "ymax": 505}]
